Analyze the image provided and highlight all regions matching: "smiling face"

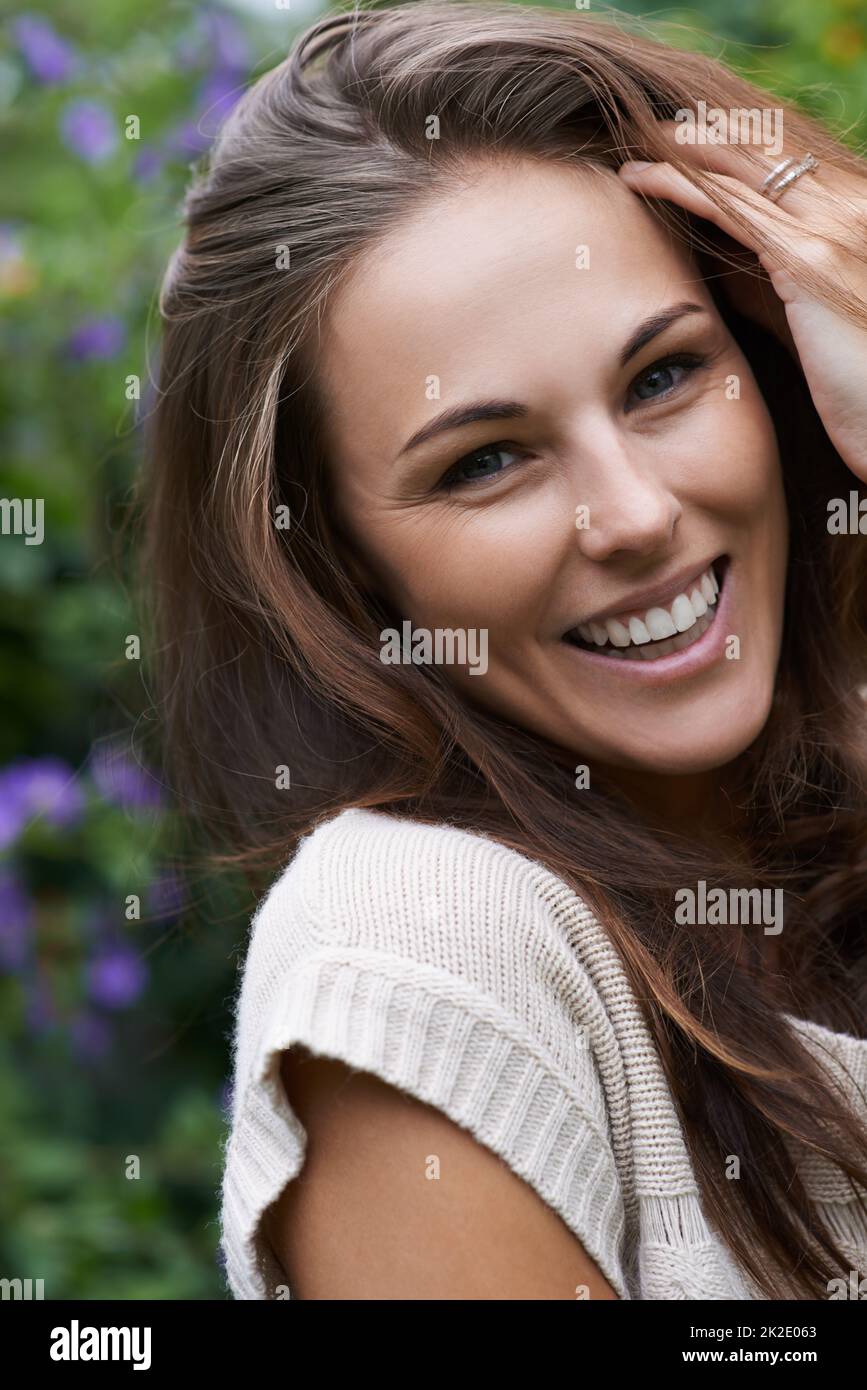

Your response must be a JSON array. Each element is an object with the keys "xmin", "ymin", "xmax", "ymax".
[{"xmin": 316, "ymin": 157, "xmax": 789, "ymax": 785}]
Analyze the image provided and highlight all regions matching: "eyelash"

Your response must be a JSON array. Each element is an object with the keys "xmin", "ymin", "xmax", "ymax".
[{"xmin": 436, "ymin": 351, "xmax": 709, "ymax": 493}]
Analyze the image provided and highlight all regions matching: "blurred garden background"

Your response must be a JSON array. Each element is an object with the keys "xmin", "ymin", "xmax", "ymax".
[{"xmin": 1, "ymin": 0, "xmax": 865, "ymax": 1300}]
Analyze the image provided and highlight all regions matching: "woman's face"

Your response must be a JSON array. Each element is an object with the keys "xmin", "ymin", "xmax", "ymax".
[{"xmin": 318, "ymin": 158, "xmax": 788, "ymax": 778}]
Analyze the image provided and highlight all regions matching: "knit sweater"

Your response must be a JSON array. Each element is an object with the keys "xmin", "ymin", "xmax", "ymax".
[{"xmin": 219, "ymin": 806, "xmax": 867, "ymax": 1300}]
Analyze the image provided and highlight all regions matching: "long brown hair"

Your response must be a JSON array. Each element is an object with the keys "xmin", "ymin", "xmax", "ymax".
[{"xmin": 138, "ymin": 1, "xmax": 867, "ymax": 1298}]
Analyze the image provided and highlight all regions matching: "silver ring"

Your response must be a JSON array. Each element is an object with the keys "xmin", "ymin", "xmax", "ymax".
[{"xmin": 759, "ymin": 152, "xmax": 819, "ymax": 202}]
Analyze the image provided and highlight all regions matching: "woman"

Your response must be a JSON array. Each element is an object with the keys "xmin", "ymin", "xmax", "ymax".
[{"xmin": 141, "ymin": 1, "xmax": 867, "ymax": 1300}]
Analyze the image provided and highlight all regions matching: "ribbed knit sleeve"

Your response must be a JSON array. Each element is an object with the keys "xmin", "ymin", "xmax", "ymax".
[{"xmin": 219, "ymin": 807, "xmax": 628, "ymax": 1300}]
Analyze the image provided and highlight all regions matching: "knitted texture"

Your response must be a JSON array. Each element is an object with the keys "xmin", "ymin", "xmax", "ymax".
[{"xmin": 219, "ymin": 807, "xmax": 867, "ymax": 1300}]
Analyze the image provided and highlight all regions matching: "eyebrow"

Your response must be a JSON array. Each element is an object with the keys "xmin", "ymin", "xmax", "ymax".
[
  {"xmin": 396, "ymin": 301, "xmax": 708, "ymax": 457},
  {"xmin": 618, "ymin": 300, "xmax": 706, "ymax": 368}
]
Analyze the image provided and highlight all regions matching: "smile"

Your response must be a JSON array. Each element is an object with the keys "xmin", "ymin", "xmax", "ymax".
[{"xmin": 561, "ymin": 556, "xmax": 730, "ymax": 667}]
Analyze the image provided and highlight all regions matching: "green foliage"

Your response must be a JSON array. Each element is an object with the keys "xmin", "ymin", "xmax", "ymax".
[{"xmin": 1, "ymin": 0, "xmax": 285, "ymax": 1300}]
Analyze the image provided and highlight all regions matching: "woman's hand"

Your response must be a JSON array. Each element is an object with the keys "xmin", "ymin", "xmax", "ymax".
[{"xmin": 618, "ymin": 125, "xmax": 867, "ymax": 484}]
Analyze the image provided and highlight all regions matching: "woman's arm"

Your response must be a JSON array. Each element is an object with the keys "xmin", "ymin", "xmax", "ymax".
[{"xmin": 262, "ymin": 1046, "xmax": 619, "ymax": 1301}]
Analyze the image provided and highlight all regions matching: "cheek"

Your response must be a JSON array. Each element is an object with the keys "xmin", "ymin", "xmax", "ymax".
[
  {"xmin": 360, "ymin": 493, "xmax": 566, "ymax": 638},
  {"xmin": 666, "ymin": 379, "xmax": 782, "ymax": 519}
]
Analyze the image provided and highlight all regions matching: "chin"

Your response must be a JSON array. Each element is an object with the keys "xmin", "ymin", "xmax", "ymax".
[{"xmin": 595, "ymin": 677, "xmax": 778, "ymax": 776}]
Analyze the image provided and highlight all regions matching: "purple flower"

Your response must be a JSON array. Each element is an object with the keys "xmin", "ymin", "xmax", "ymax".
[
  {"xmin": 132, "ymin": 145, "xmax": 163, "ymax": 184},
  {"xmin": 86, "ymin": 944, "xmax": 148, "ymax": 1010},
  {"xmin": 149, "ymin": 871, "xmax": 183, "ymax": 922},
  {"xmin": 89, "ymin": 741, "xmax": 163, "ymax": 812},
  {"xmin": 60, "ymin": 99, "xmax": 118, "ymax": 164},
  {"xmin": 66, "ymin": 315, "xmax": 126, "ymax": 362},
  {"xmin": 14, "ymin": 16, "xmax": 77, "ymax": 84},
  {"xmin": 0, "ymin": 757, "xmax": 85, "ymax": 848},
  {"xmin": 177, "ymin": 8, "xmax": 251, "ymax": 74},
  {"xmin": 69, "ymin": 1010, "xmax": 113, "ymax": 1062},
  {"xmin": 164, "ymin": 119, "xmax": 211, "ymax": 160},
  {"xmin": 0, "ymin": 868, "xmax": 33, "ymax": 972},
  {"xmin": 197, "ymin": 69, "xmax": 245, "ymax": 133},
  {"xmin": 166, "ymin": 70, "xmax": 246, "ymax": 162},
  {"xmin": 204, "ymin": 10, "xmax": 251, "ymax": 73}
]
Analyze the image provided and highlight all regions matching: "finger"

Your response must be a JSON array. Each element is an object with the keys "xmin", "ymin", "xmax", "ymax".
[
  {"xmin": 652, "ymin": 119, "xmax": 823, "ymax": 216},
  {"xmin": 653, "ymin": 119, "xmax": 867, "ymax": 233},
  {"xmin": 617, "ymin": 161, "xmax": 813, "ymax": 274}
]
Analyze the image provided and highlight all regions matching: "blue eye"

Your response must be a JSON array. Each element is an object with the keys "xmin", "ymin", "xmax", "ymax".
[
  {"xmin": 629, "ymin": 353, "xmax": 706, "ymax": 406},
  {"xmin": 440, "ymin": 444, "xmax": 523, "ymax": 490}
]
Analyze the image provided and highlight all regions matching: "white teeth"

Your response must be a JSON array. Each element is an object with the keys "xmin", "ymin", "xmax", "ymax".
[
  {"xmin": 567, "ymin": 562, "xmax": 724, "ymax": 655},
  {"xmin": 670, "ymin": 593, "xmax": 696, "ymax": 632},
  {"xmin": 606, "ymin": 618, "xmax": 631, "ymax": 648},
  {"xmin": 645, "ymin": 606, "xmax": 677, "ymax": 640}
]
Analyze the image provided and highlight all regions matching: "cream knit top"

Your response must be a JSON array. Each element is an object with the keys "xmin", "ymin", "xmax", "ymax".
[{"xmin": 219, "ymin": 806, "xmax": 867, "ymax": 1300}]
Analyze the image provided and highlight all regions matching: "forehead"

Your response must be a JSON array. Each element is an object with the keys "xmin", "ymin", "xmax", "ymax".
[{"xmin": 318, "ymin": 159, "xmax": 703, "ymax": 458}]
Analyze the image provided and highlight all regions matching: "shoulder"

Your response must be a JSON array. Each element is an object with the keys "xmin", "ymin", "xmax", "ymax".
[
  {"xmin": 252, "ymin": 802, "xmax": 566, "ymax": 929},
  {"xmin": 231, "ymin": 807, "xmax": 640, "ymax": 1129},
  {"xmin": 253, "ymin": 802, "xmax": 591, "ymax": 932},
  {"xmin": 245, "ymin": 805, "xmax": 617, "ymax": 1032}
]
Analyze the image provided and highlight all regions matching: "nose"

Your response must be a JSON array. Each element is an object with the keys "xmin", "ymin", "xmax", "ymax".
[{"xmin": 572, "ymin": 432, "xmax": 681, "ymax": 563}]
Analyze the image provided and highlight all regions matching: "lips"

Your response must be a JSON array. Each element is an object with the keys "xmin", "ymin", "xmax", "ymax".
[{"xmin": 562, "ymin": 556, "xmax": 729, "ymax": 661}]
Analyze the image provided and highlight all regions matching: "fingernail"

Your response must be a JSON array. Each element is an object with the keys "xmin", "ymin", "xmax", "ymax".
[{"xmin": 619, "ymin": 160, "xmax": 653, "ymax": 174}]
